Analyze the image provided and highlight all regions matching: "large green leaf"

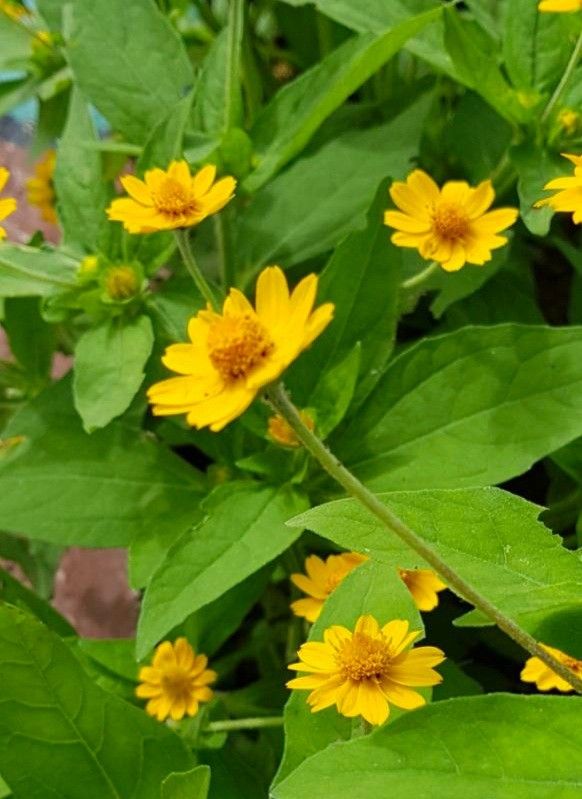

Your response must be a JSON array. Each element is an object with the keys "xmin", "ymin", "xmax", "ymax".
[
  {"xmin": 0, "ymin": 245, "xmax": 77, "ymax": 297},
  {"xmin": 73, "ymin": 315, "xmax": 154, "ymax": 432},
  {"xmin": 245, "ymin": 8, "xmax": 440, "ymax": 191},
  {"xmin": 287, "ymin": 180, "xmax": 400, "ymax": 408},
  {"xmin": 235, "ymin": 95, "xmax": 429, "ymax": 279},
  {"xmin": 0, "ymin": 377, "xmax": 204, "ymax": 547},
  {"xmin": 274, "ymin": 560, "xmax": 422, "ymax": 787},
  {"xmin": 0, "ymin": 605, "xmax": 193, "ymax": 799},
  {"xmin": 0, "ymin": 13, "xmax": 30, "ymax": 71},
  {"xmin": 66, "ymin": 0, "xmax": 194, "ymax": 143},
  {"xmin": 290, "ymin": 487, "xmax": 582, "ymax": 646},
  {"xmin": 137, "ymin": 482, "xmax": 308, "ymax": 657},
  {"xmin": 273, "ymin": 695, "xmax": 582, "ymax": 799},
  {"xmin": 335, "ymin": 325, "xmax": 582, "ymax": 491},
  {"xmin": 54, "ymin": 88, "xmax": 109, "ymax": 253}
]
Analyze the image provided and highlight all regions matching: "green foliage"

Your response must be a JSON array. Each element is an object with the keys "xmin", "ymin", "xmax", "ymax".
[{"xmin": 0, "ymin": 245, "xmax": 77, "ymax": 296}]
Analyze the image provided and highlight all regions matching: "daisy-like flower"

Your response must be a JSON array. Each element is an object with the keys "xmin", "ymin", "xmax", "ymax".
[
  {"xmin": 288, "ymin": 614, "xmax": 445, "ymax": 725},
  {"xmin": 0, "ymin": 168, "xmax": 16, "ymax": 240},
  {"xmin": 106, "ymin": 161, "xmax": 236, "ymax": 234},
  {"xmin": 399, "ymin": 568, "xmax": 446, "ymax": 612},
  {"xmin": 521, "ymin": 644, "xmax": 582, "ymax": 692},
  {"xmin": 290, "ymin": 553, "xmax": 367, "ymax": 623},
  {"xmin": 147, "ymin": 266, "xmax": 334, "ymax": 431},
  {"xmin": 268, "ymin": 409, "xmax": 314, "ymax": 448},
  {"xmin": 535, "ymin": 153, "xmax": 582, "ymax": 222},
  {"xmin": 26, "ymin": 150, "xmax": 57, "ymax": 224},
  {"xmin": 136, "ymin": 637, "xmax": 216, "ymax": 722},
  {"xmin": 539, "ymin": 0, "xmax": 582, "ymax": 11},
  {"xmin": 384, "ymin": 170, "xmax": 518, "ymax": 272}
]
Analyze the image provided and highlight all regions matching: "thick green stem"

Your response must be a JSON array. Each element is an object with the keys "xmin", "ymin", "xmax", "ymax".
[
  {"xmin": 174, "ymin": 229, "xmax": 218, "ymax": 310},
  {"xmin": 266, "ymin": 382, "xmax": 582, "ymax": 695},
  {"xmin": 401, "ymin": 261, "xmax": 439, "ymax": 292},
  {"xmin": 206, "ymin": 716, "xmax": 284, "ymax": 732},
  {"xmin": 541, "ymin": 28, "xmax": 582, "ymax": 126}
]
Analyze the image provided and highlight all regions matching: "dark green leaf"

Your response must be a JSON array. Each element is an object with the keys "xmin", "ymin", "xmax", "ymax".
[{"xmin": 3, "ymin": 297, "xmax": 54, "ymax": 383}]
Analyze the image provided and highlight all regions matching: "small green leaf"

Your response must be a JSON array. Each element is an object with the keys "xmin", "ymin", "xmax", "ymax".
[
  {"xmin": 0, "ymin": 605, "xmax": 193, "ymax": 799},
  {"xmin": 74, "ymin": 315, "xmax": 154, "ymax": 432},
  {"xmin": 245, "ymin": 8, "xmax": 441, "ymax": 191},
  {"xmin": 162, "ymin": 766, "xmax": 211, "ymax": 799},
  {"xmin": 66, "ymin": 0, "xmax": 194, "ymax": 144},
  {"xmin": 137, "ymin": 482, "xmax": 308, "ymax": 658},
  {"xmin": 273, "ymin": 695, "xmax": 582, "ymax": 799}
]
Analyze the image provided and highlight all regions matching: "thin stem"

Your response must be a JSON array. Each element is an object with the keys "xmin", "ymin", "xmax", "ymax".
[
  {"xmin": 174, "ymin": 229, "xmax": 218, "ymax": 310},
  {"xmin": 401, "ymin": 261, "xmax": 439, "ymax": 292},
  {"xmin": 206, "ymin": 716, "xmax": 284, "ymax": 732},
  {"xmin": 214, "ymin": 211, "xmax": 235, "ymax": 290},
  {"xmin": 541, "ymin": 28, "xmax": 582, "ymax": 125},
  {"xmin": 266, "ymin": 382, "xmax": 582, "ymax": 695}
]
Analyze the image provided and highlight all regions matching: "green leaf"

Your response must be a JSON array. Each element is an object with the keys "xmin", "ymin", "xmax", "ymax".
[
  {"xmin": 0, "ymin": 605, "xmax": 193, "ymax": 799},
  {"xmin": 511, "ymin": 142, "xmax": 565, "ymax": 236},
  {"xmin": 36, "ymin": 0, "xmax": 65, "ymax": 30},
  {"xmin": 0, "ymin": 14, "xmax": 31, "ymax": 71},
  {"xmin": 235, "ymin": 95, "xmax": 429, "ymax": 278},
  {"xmin": 444, "ymin": 8, "xmax": 529, "ymax": 125},
  {"xmin": 290, "ymin": 486, "xmax": 582, "ymax": 644},
  {"xmin": 274, "ymin": 560, "xmax": 422, "ymax": 787},
  {"xmin": 54, "ymin": 88, "xmax": 109, "ymax": 253},
  {"xmin": 288, "ymin": 180, "xmax": 400, "ymax": 409},
  {"xmin": 139, "ymin": 92, "xmax": 194, "ymax": 172},
  {"xmin": 137, "ymin": 482, "xmax": 308, "ymax": 658},
  {"xmin": 335, "ymin": 324, "xmax": 582, "ymax": 491},
  {"xmin": 0, "ymin": 566, "xmax": 74, "ymax": 636},
  {"xmin": 3, "ymin": 297, "xmax": 54, "ymax": 383},
  {"xmin": 73, "ymin": 315, "xmax": 154, "ymax": 432},
  {"xmin": 66, "ymin": 0, "xmax": 194, "ymax": 144},
  {"xmin": 245, "ymin": 8, "xmax": 441, "ymax": 191},
  {"xmin": 0, "ymin": 377, "xmax": 205, "ymax": 547},
  {"xmin": 273, "ymin": 695, "xmax": 582, "ymax": 799},
  {"xmin": 162, "ymin": 766, "xmax": 210, "ymax": 799},
  {"xmin": 308, "ymin": 345, "xmax": 360, "ymax": 438},
  {"xmin": 0, "ymin": 244, "xmax": 77, "ymax": 297}
]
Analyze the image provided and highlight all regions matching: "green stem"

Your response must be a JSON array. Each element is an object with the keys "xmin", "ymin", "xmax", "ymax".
[
  {"xmin": 541, "ymin": 28, "xmax": 582, "ymax": 126},
  {"xmin": 206, "ymin": 716, "xmax": 284, "ymax": 732},
  {"xmin": 401, "ymin": 261, "xmax": 439, "ymax": 292},
  {"xmin": 266, "ymin": 382, "xmax": 582, "ymax": 695},
  {"xmin": 214, "ymin": 211, "xmax": 235, "ymax": 290},
  {"xmin": 174, "ymin": 229, "xmax": 218, "ymax": 310}
]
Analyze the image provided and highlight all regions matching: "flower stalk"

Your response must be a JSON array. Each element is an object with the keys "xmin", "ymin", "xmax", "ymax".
[
  {"xmin": 400, "ymin": 260, "xmax": 439, "ymax": 292},
  {"xmin": 174, "ymin": 229, "xmax": 218, "ymax": 310},
  {"xmin": 205, "ymin": 716, "xmax": 284, "ymax": 732},
  {"xmin": 541, "ymin": 28, "xmax": 582, "ymax": 125},
  {"xmin": 266, "ymin": 381, "xmax": 582, "ymax": 695}
]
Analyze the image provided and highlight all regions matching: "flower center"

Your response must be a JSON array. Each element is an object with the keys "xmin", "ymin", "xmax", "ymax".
[
  {"xmin": 153, "ymin": 178, "xmax": 198, "ymax": 217},
  {"xmin": 160, "ymin": 666, "xmax": 193, "ymax": 702},
  {"xmin": 207, "ymin": 314, "xmax": 274, "ymax": 382},
  {"xmin": 337, "ymin": 633, "xmax": 392, "ymax": 681},
  {"xmin": 432, "ymin": 202, "xmax": 469, "ymax": 240}
]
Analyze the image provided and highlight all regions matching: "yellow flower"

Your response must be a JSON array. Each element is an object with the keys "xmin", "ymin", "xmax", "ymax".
[
  {"xmin": 107, "ymin": 161, "xmax": 236, "ymax": 234},
  {"xmin": 268, "ymin": 410, "xmax": 314, "ymax": 447},
  {"xmin": 147, "ymin": 266, "xmax": 334, "ymax": 431},
  {"xmin": 290, "ymin": 553, "xmax": 367, "ymax": 623},
  {"xmin": 26, "ymin": 150, "xmax": 57, "ymax": 224},
  {"xmin": 0, "ymin": 0, "xmax": 27, "ymax": 20},
  {"xmin": 536, "ymin": 153, "xmax": 582, "ymax": 222},
  {"xmin": 399, "ymin": 568, "xmax": 446, "ymax": 612},
  {"xmin": 521, "ymin": 644, "xmax": 582, "ymax": 692},
  {"xmin": 0, "ymin": 168, "xmax": 16, "ymax": 240},
  {"xmin": 384, "ymin": 170, "xmax": 518, "ymax": 272},
  {"xmin": 539, "ymin": 0, "xmax": 582, "ymax": 11},
  {"xmin": 136, "ymin": 638, "xmax": 216, "ymax": 722},
  {"xmin": 287, "ymin": 614, "xmax": 445, "ymax": 725}
]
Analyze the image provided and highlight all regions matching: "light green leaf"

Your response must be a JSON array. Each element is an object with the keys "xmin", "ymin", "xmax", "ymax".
[
  {"xmin": 36, "ymin": 0, "xmax": 65, "ymax": 30},
  {"xmin": 0, "ymin": 377, "xmax": 205, "ymax": 547},
  {"xmin": 162, "ymin": 766, "xmax": 211, "ymax": 799},
  {"xmin": 66, "ymin": 0, "xmax": 194, "ymax": 144},
  {"xmin": 235, "ymin": 95, "xmax": 429, "ymax": 278},
  {"xmin": 0, "ymin": 605, "xmax": 193, "ymax": 799},
  {"xmin": 0, "ymin": 244, "xmax": 77, "ymax": 297},
  {"xmin": 274, "ymin": 560, "xmax": 422, "ymax": 787},
  {"xmin": 288, "ymin": 180, "xmax": 400, "ymax": 409},
  {"xmin": 0, "ymin": 775, "xmax": 8, "ymax": 798},
  {"xmin": 335, "ymin": 325, "xmax": 582, "ymax": 491},
  {"xmin": 137, "ymin": 482, "xmax": 308, "ymax": 658},
  {"xmin": 0, "ymin": 14, "xmax": 30, "ymax": 71},
  {"xmin": 74, "ymin": 315, "xmax": 154, "ymax": 432},
  {"xmin": 139, "ymin": 92, "xmax": 194, "ymax": 172},
  {"xmin": 273, "ymin": 695, "xmax": 582, "ymax": 799},
  {"xmin": 290, "ymin": 486, "xmax": 582, "ymax": 644},
  {"xmin": 54, "ymin": 88, "xmax": 109, "ymax": 253},
  {"xmin": 245, "ymin": 8, "xmax": 440, "ymax": 191},
  {"xmin": 309, "ymin": 345, "xmax": 360, "ymax": 438}
]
